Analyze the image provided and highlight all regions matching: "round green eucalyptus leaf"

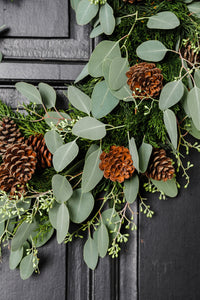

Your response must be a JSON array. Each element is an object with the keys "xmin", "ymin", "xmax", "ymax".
[
  {"xmin": 56, "ymin": 203, "xmax": 70, "ymax": 244},
  {"xmin": 138, "ymin": 142, "xmax": 153, "ymax": 173},
  {"xmin": 187, "ymin": 2, "xmax": 200, "ymax": 16},
  {"xmin": 101, "ymin": 208, "xmax": 120, "ymax": 243},
  {"xmin": 9, "ymin": 247, "xmax": 23, "ymax": 270},
  {"xmin": 38, "ymin": 83, "xmax": 56, "ymax": 109},
  {"xmin": 90, "ymin": 24, "xmax": 104, "ymax": 38},
  {"xmin": 110, "ymin": 84, "xmax": 133, "ymax": 101},
  {"xmin": 88, "ymin": 40, "xmax": 121, "ymax": 77},
  {"xmin": 129, "ymin": 137, "xmax": 139, "ymax": 171},
  {"xmin": 159, "ymin": 80, "xmax": 184, "ymax": 111},
  {"xmin": 108, "ymin": 57, "xmax": 129, "ymax": 91},
  {"xmin": 53, "ymin": 140, "xmax": 79, "ymax": 172},
  {"xmin": 151, "ymin": 178, "xmax": 178, "ymax": 198},
  {"xmin": 44, "ymin": 111, "xmax": 70, "ymax": 127},
  {"xmin": 33, "ymin": 227, "xmax": 54, "ymax": 248},
  {"xmin": 82, "ymin": 147, "xmax": 103, "ymax": 193},
  {"xmin": 76, "ymin": 0, "xmax": 99, "ymax": 25},
  {"xmin": 96, "ymin": 223, "xmax": 109, "ymax": 258},
  {"xmin": 15, "ymin": 82, "xmax": 42, "ymax": 105},
  {"xmin": 67, "ymin": 189, "xmax": 94, "ymax": 223},
  {"xmin": 20, "ymin": 254, "xmax": 35, "ymax": 280},
  {"xmin": 72, "ymin": 117, "xmax": 106, "ymax": 140},
  {"xmin": 147, "ymin": 11, "xmax": 180, "ymax": 29},
  {"xmin": 49, "ymin": 201, "xmax": 60, "ymax": 229},
  {"xmin": 194, "ymin": 69, "xmax": 200, "ymax": 88},
  {"xmin": 163, "ymin": 109, "xmax": 178, "ymax": 149},
  {"xmin": 136, "ymin": 40, "xmax": 168, "ymax": 62},
  {"xmin": 52, "ymin": 174, "xmax": 73, "ymax": 203},
  {"xmin": 91, "ymin": 80, "xmax": 119, "ymax": 119},
  {"xmin": 188, "ymin": 86, "xmax": 200, "ymax": 131},
  {"xmin": 68, "ymin": 86, "xmax": 91, "ymax": 115},
  {"xmin": 124, "ymin": 175, "xmax": 139, "ymax": 204},
  {"xmin": 44, "ymin": 130, "xmax": 64, "ymax": 154},
  {"xmin": 83, "ymin": 237, "xmax": 98, "ymax": 270},
  {"xmin": 99, "ymin": 3, "xmax": 115, "ymax": 35}
]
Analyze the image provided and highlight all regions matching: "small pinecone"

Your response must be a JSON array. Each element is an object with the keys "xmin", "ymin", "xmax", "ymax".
[
  {"xmin": 0, "ymin": 163, "xmax": 26, "ymax": 196},
  {"xmin": 0, "ymin": 118, "xmax": 24, "ymax": 156},
  {"xmin": 126, "ymin": 62, "xmax": 163, "ymax": 99},
  {"xmin": 99, "ymin": 145, "xmax": 135, "ymax": 183},
  {"xmin": 25, "ymin": 134, "xmax": 52, "ymax": 168},
  {"xmin": 146, "ymin": 148, "xmax": 175, "ymax": 182},
  {"xmin": 3, "ymin": 143, "xmax": 37, "ymax": 183},
  {"xmin": 181, "ymin": 41, "xmax": 200, "ymax": 64}
]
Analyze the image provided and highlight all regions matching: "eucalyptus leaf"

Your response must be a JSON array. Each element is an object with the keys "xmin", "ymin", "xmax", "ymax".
[
  {"xmin": 85, "ymin": 144, "xmax": 99, "ymax": 160},
  {"xmin": 9, "ymin": 247, "xmax": 23, "ymax": 270},
  {"xmin": 136, "ymin": 40, "xmax": 168, "ymax": 62},
  {"xmin": 102, "ymin": 59, "xmax": 112, "ymax": 86},
  {"xmin": 110, "ymin": 84, "xmax": 133, "ymax": 101},
  {"xmin": 82, "ymin": 147, "xmax": 103, "ymax": 193},
  {"xmin": 76, "ymin": 0, "xmax": 99, "ymax": 25},
  {"xmin": 44, "ymin": 130, "xmax": 64, "ymax": 154},
  {"xmin": 188, "ymin": 119, "xmax": 200, "ymax": 139},
  {"xmin": 88, "ymin": 40, "xmax": 121, "ymax": 77},
  {"xmin": 49, "ymin": 201, "xmax": 60, "ymax": 229},
  {"xmin": 99, "ymin": 3, "xmax": 115, "ymax": 35},
  {"xmin": 129, "ymin": 137, "xmax": 139, "ymax": 171},
  {"xmin": 147, "ymin": 11, "xmax": 180, "ymax": 29},
  {"xmin": 70, "ymin": 0, "xmax": 81, "ymax": 10},
  {"xmin": 20, "ymin": 254, "xmax": 36, "ymax": 280},
  {"xmin": 75, "ymin": 63, "xmax": 89, "ymax": 83},
  {"xmin": 187, "ymin": 86, "xmax": 200, "ymax": 130},
  {"xmin": 151, "ymin": 178, "xmax": 178, "ymax": 198},
  {"xmin": 72, "ymin": 117, "xmax": 106, "ymax": 140},
  {"xmin": 52, "ymin": 174, "xmax": 73, "ymax": 203},
  {"xmin": 163, "ymin": 109, "xmax": 178, "ymax": 149},
  {"xmin": 56, "ymin": 203, "xmax": 70, "ymax": 244},
  {"xmin": 108, "ymin": 57, "xmax": 129, "ymax": 91},
  {"xmin": 38, "ymin": 83, "xmax": 56, "ymax": 109},
  {"xmin": 124, "ymin": 175, "xmax": 139, "ymax": 204},
  {"xmin": 44, "ymin": 111, "xmax": 70, "ymax": 127},
  {"xmin": 194, "ymin": 69, "xmax": 200, "ymax": 88},
  {"xmin": 68, "ymin": 86, "xmax": 91, "ymax": 115},
  {"xmin": 159, "ymin": 80, "xmax": 184, "ymax": 111},
  {"xmin": 67, "ymin": 189, "xmax": 94, "ymax": 223},
  {"xmin": 33, "ymin": 227, "xmax": 54, "ymax": 248},
  {"xmin": 181, "ymin": 85, "xmax": 190, "ymax": 117},
  {"xmin": 15, "ymin": 82, "xmax": 42, "ymax": 105},
  {"xmin": 90, "ymin": 24, "xmax": 104, "ymax": 38},
  {"xmin": 187, "ymin": 2, "xmax": 200, "ymax": 16},
  {"xmin": 96, "ymin": 223, "xmax": 109, "ymax": 258},
  {"xmin": 83, "ymin": 237, "xmax": 98, "ymax": 270},
  {"xmin": 138, "ymin": 142, "xmax": 153, "ymax": 173},
  {"xmin": 91, "ymin": 80, "xmax": 119, "ymax": 119},
  {"xmin": 11, "ymin": 220, "xmax": 37, "ymax": 252},
  {"xmin": 53, "ymin": 140, "xmax": 79, "ymax": 172},
  {"xmin": 101, "ymin": 208, "xmax": 120, "ymax": 242}
]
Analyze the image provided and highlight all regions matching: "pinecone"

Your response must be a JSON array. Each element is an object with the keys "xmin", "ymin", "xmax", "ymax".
[
  {"xmin": 181, "ymin": 41, "xmax": 200, "ymax": 64},
  {"xmin": 146, "ymin": 148, "xmax": 175, "ymax": 182},
  {"xmin": 99, "ymin": 145, "xmax": 135, "ymax": 183},
  {"xmin": 126, "ymin": 62, "xmax": 163, "ymax": 99},
  {"xmin": 0, "ymin": 163, "xmax": 26, "ymax": 196},
  {"xmin": 0, "ymin": 117, "xmax": 24, "ymax": 156},
  {"xmin": 25, "ymin": 134, "xmax": 52, "ymax": 169},
  {"xmin": 3, "ymin": 143, "xmax": 37, "ymax": 183}
]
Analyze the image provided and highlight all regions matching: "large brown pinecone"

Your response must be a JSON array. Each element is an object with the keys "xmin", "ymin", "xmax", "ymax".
[
  {"xmin": 25, "ymin": 134, "xmax": 52, "ymax": 169},
  {"xmin": 3, "ymin": 143, "xmax": 37, "ymax": 183},
  {"xmin": 181, "ymin": 41, "xmax": 200, "ymax": 65},
  {"xmin": 0, "ymin": 163, "xmax": 26, "ymax": 196},
  {"xmin": 126, "ymin": 62, "xmax": 163, "ymax": 99},
  {"xmin": 99, "ymin": 145, "xmax": 135, "ymax": 183},
  {"xmin": 146, "ymin": 148, "xmax": 175, "ymax": 182},
  {"xmin": 0, "ymin": 117, "xmax": 24, "ymax": 156}
]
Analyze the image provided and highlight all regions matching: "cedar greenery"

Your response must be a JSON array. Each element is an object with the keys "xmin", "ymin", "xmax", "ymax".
[{"xmin": 1, "ymin": 0, "xmax": 200, "ymax": 279}]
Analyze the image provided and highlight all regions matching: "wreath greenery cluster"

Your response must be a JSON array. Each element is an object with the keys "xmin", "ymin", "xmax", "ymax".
[{"xmin": 0, "ymin": 0, "xmax": 200, "ymax": 279}]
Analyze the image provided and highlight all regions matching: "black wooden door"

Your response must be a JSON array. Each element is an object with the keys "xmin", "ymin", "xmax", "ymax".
[{"xmin": 0, "ymin": 1, "xmax": 199, "ymax": 300}]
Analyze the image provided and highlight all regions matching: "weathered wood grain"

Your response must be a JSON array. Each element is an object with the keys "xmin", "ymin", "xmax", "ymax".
[{"xmin": 0, "ymin": 0, "xmax": 69, "ymax": 37}]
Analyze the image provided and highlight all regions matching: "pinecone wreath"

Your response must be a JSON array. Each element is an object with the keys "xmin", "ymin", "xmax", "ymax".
[
  {"xmin": 146, "ymin": 148, "xmax": 175, "ymax": 182},
  {"xmin": 0, "ymin": 117, "xmax": 24, "ymax": 156},
  {"xmin": 126, "ymin": 62, "xmax": 163, "ymax": 99},
  {"xmin": 25, "ymin": 134, "xmax": 52, "ymax": 169},
  {"xmin": 99, "ymin": 145, "xmax": 135, "ymax": 183}
]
